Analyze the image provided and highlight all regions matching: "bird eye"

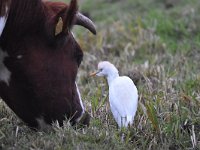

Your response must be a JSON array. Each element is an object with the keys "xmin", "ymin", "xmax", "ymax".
[{"xmin": 99, "ymin": 68, "xmax": 103, "ymax": 72}]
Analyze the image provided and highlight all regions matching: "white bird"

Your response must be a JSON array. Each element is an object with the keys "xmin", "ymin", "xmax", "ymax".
[{"xmin": 90, "ymin": 61, "xmax": 138, "ymax": 128}]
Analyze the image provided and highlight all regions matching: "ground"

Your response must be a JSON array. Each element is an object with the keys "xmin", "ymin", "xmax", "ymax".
[{"xmin": 1, "ymin": 0, "xmax": 200, "ymax": 149}]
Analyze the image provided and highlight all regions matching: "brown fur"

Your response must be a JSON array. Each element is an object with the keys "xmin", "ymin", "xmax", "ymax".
[{"xmin": 0, "ymin": 0, "xmax": 11, "ymax": 17}]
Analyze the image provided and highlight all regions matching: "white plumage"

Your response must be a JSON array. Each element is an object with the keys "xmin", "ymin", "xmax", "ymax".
[{"xmin": 90, "ymin": 61, "xmax": 138, "ymax": 128}]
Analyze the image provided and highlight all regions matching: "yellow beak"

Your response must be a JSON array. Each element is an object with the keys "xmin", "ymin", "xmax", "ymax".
[{"xmin": 89, "ymin": 71, "xmax": 99, "ymax": 77}]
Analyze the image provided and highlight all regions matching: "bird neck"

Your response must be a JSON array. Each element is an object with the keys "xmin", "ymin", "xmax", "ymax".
[{"xmin": 106, "ymin": 73, "xmax": 119, "ymax": 85}]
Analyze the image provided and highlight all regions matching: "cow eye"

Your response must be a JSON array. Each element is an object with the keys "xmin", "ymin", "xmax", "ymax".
[
  {"xmin": 74, "ymin": 44, "xmax": 83, "ymax": 67},
  {"xmin": 68, "ymin": 33, "xmax": 83, "ymax": 66},
  {"xmin": 76, "ymin": 53, "xmax": 83, "ymax": 67}
]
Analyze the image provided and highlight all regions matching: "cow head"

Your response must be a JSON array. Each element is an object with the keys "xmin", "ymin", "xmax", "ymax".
[{"xmin": 0, "ymin": 0, "xmax": 96, "ymax": 129}]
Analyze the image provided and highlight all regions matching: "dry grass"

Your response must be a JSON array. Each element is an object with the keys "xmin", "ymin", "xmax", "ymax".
[{"xmin": 1, "ymin": 0, "xmax": 200, "ymax": 149}]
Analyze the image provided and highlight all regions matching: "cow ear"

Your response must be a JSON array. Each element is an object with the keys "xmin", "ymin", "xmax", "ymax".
[
  {"xmin": 54, "ymin": 0, "xmax": 77, "ymax": 36},
  {"xmin": 55, "ymin": 17, "xmax": 64, "ymax": 36},
  {"xmin": 63, "ymin": 0, "xmax": 78, "ymax": 31}
]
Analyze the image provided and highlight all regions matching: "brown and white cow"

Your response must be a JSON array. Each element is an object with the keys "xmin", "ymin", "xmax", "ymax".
[{"xmin": 0, "ymin": 0, "xmax": 96, "ymax": 129}]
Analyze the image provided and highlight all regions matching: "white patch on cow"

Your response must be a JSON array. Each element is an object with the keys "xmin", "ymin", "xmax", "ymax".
[
  {"xmin": 71, "ymin": 32, "xmax": 76, "ymax": 38},
  {"xmin": 17, "ymin": 55, "xmax": 23, "ymax": 59},
  {"xmin": 0, "ymin": 6, "xmax": 9, "ymax": 37},
  {"xmin": 75, "ymin": 82, "xmax": 85, "ymax": 122},
  {"xmin": 0, "ymin": 48, "xmax": 11, "ymax": 86}
]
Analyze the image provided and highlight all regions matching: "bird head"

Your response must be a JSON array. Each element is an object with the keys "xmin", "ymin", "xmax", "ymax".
[{"xmin": 90, "ymin": 61, "xmax": 118, "ymax": 77}]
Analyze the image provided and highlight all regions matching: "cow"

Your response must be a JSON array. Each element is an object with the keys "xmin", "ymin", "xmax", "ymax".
[{"xmin": 0, "ymin": 0, "xmax": 96, "ymax": 129}]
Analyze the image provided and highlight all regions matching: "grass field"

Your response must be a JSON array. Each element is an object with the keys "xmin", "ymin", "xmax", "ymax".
[{"xmin": 1, "ymin": 0, "xmax": 200, "ymax": 149}]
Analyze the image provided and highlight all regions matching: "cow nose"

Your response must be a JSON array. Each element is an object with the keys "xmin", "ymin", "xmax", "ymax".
[{"xmin": 77, "ymin": 111, "xmax": 90, "ymax": 127}]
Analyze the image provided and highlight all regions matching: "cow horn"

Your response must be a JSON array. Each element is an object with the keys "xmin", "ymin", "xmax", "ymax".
[{"xmin": 75, "ymin": 12, "xmax": 96, "ymax": 35}]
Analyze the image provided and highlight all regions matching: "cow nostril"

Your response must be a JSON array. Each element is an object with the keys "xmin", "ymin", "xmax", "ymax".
[{"xmin": 76, "ymin": 111, "xmax": 90, "ymax": 127}]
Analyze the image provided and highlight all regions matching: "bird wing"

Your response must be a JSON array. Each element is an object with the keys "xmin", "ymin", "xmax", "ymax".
[{"xmin": 109, "ymin": 76, "xmax": 138, "ymax": 126}]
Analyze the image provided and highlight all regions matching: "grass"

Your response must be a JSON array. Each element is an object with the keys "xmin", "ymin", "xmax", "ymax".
[{"xmin": 1, "ymin": 0, "xmax": 200, "ymax": 149}]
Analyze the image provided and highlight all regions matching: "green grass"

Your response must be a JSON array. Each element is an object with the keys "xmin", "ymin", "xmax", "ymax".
[{"xmin": 1, "ymin": 0, "xmax": 200, "ymax": 149}]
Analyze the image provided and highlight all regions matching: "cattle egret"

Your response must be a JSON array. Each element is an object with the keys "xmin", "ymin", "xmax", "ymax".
[{"xmin": 90, "ymin": 61, "xmax": 138, "ymax": 128}]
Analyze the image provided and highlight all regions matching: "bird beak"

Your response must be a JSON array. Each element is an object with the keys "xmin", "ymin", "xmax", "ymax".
[{"xmin": 89, "ymin": 70, "xmax": 99, "ymax": 77}]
